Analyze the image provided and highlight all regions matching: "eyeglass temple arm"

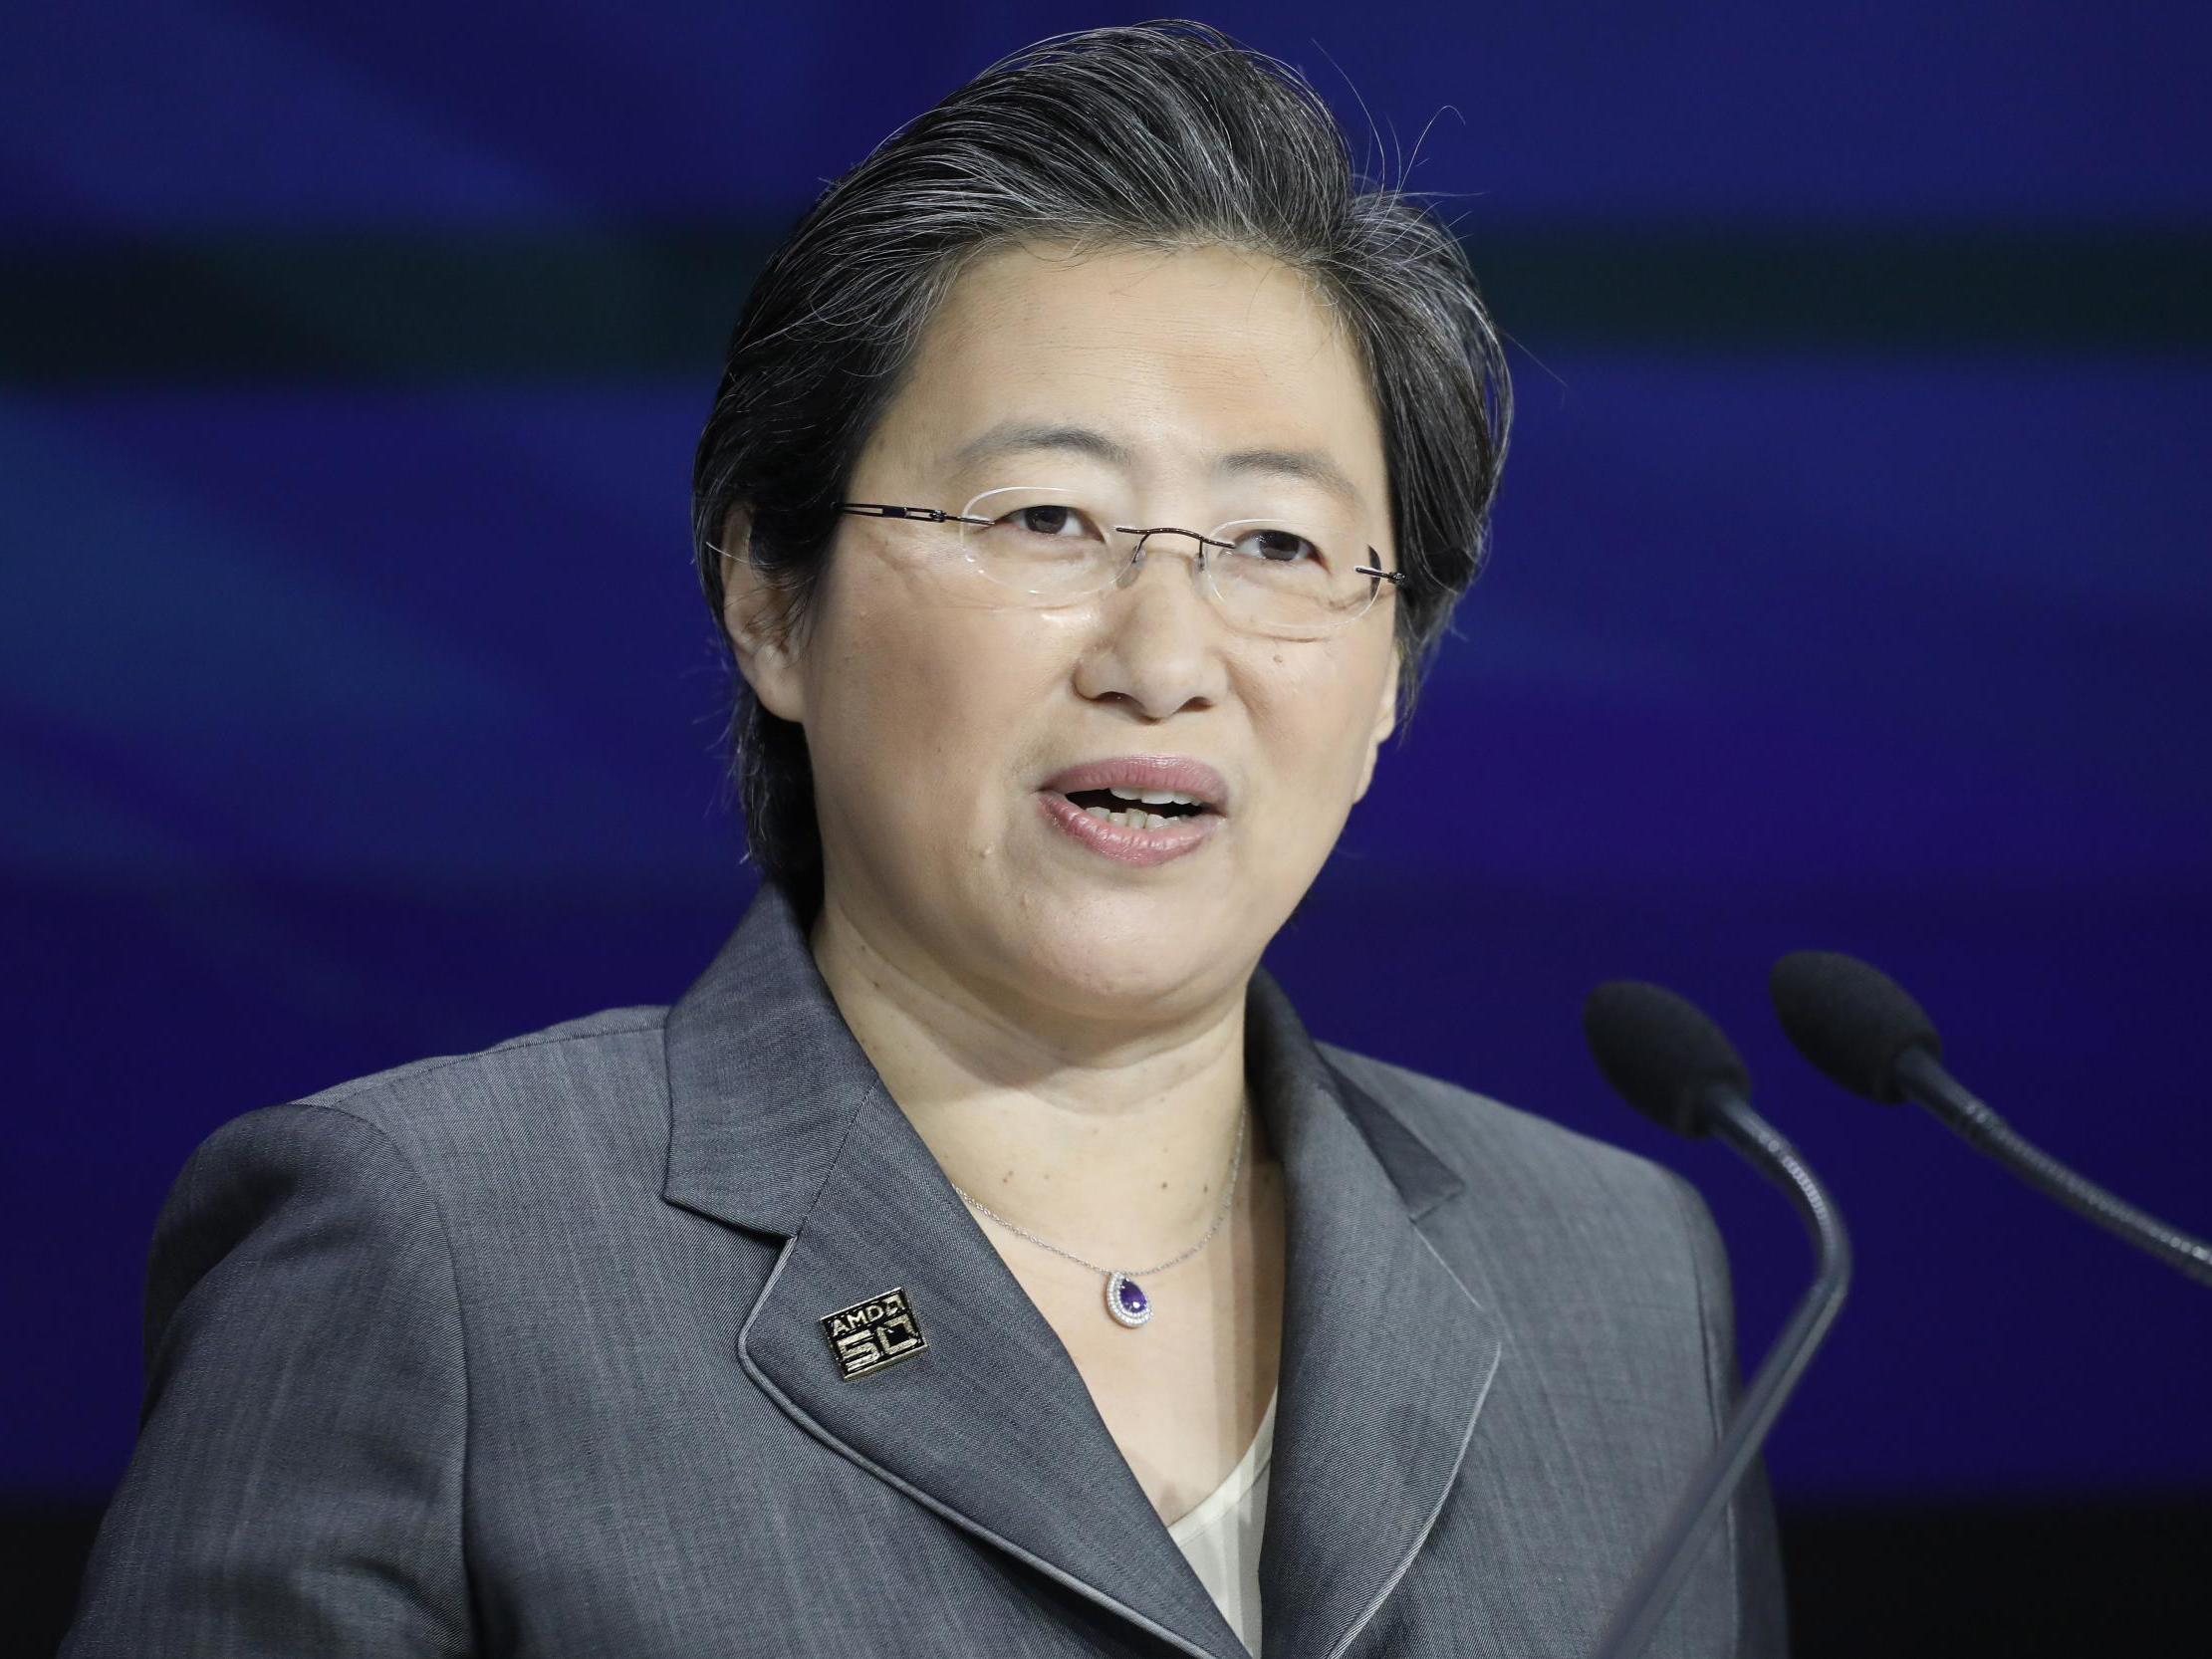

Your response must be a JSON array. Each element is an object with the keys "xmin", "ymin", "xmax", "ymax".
[{"xmin": 837, "ymin": 503, "xmax": 992, "ymax": 526}]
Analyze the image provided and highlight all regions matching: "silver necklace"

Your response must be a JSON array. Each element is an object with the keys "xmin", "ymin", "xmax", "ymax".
[{"xmin": 947, "ymin": 1107, "xmax": 1248, "ymax": 1328}]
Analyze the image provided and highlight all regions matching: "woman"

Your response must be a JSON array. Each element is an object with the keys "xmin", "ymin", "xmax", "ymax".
[{"xmin": 64, "ymin": 22, "xmax": 1784, "ymax": 1659}]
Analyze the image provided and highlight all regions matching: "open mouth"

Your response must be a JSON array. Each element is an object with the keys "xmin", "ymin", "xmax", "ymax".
[{"xmin": 1060, "ymin": 787, "xmax": 1212, "ymax": 830}]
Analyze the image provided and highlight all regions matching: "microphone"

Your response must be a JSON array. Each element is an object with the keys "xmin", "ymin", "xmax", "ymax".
[
  {"xmin": 1771, "ymin": 949, "xmax": 2212, "ymax": 1290},
  {"xmin": 1582, "ymin": 982, "xmax": 1851, "ymax": 1659}
]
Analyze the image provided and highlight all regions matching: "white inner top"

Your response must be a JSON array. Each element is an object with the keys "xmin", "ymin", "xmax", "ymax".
[{"xmin": 1166, "ymin": 1383, "xmax": 1278, "ymax": 1656}]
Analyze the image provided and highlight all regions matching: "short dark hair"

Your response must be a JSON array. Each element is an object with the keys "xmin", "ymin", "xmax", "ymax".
[{"xmin": 690, "ymin": 20, "xmax": 1511, "ymax": 912}]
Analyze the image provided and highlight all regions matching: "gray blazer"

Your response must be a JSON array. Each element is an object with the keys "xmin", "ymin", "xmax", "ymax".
[{"xmin": 64, "ymin": 881, "xmax": 1786, "ymax": 1658}]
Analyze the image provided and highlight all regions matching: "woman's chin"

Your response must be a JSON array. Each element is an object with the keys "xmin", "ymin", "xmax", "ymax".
[{"xmin": 1002, "ymin": 928, "xmax": 1232, "ymax": 1020}]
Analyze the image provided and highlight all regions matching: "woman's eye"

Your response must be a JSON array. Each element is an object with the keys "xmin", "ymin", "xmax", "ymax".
[
  {"xmin": 1009, "ymin": 505, "xmax": 1088, "ymax": 537},
  {"xmin": 1236, "ymin": 529, "xmax": 1322, "ymax": 565}
]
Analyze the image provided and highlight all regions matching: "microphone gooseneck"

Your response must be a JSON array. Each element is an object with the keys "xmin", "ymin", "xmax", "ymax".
[
  {"xmin": 1771, "ymin": 950, "xmax": 2212, "ymax": 1290},
  {"xmin": 1582, "ymin": 981, "xmax": 1851, "ymax": 1659}
]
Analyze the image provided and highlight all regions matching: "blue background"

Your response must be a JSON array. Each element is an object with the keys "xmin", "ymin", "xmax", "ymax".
[{"xmin": 6, "ymin": 0, "xmax": 2208, "ymax": 1532}]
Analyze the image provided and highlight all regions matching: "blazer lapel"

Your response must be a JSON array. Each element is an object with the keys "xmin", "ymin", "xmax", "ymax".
[
  {"xmin": 663, "ymin": 883, "xmax": 1505, "ymax": 1659},
  {"xmin": 1245, "ymin": 972, "xmax": 1507, "ymax": 1659}
]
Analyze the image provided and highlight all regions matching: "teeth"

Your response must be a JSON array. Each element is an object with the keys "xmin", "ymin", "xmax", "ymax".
[
  {"xmin": 1106, "ymin": 786, "xmax": 1203, "ymax": 807},
  {"xmin": 1081, "ymin": 805, "xmax": 1180, "ymax": 831}
]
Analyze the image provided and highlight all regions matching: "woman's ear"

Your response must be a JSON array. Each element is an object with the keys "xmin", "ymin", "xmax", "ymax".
[
  {"xmin": 716, "ymin": 505, "xmax": 809, "ymax": 724},
  {"xmin": 1352, "ymin": 648, "xmax": 1400, "ymax": 804}
]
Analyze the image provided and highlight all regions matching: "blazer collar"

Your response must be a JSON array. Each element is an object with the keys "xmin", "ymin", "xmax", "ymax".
[{"xmin": 664, "ymin": 882, "xmax": 1504, "ymax": 1659}]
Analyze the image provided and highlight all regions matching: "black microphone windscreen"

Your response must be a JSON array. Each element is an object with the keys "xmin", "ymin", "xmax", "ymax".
[
  {"xmin": 1769, "ymin": 950, "xmax": 1944, "ymax": 1103},
  {"xmin": 1582, "ymin": 981, "xmax": 1752, "ymax": 1138}
]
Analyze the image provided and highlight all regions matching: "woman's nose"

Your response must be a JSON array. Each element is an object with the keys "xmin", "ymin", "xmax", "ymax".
[{"xmin": 1073, "ymin": 533, "xmax": 1231, "ymax": 717}]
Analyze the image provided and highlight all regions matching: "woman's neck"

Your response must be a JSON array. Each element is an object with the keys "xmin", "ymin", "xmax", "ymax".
[{"xmin": 808, "ymin": 885, "xmax": 1258, "ymax": 1268}]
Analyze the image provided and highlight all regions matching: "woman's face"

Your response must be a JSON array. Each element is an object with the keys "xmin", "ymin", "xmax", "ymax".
[{"xmin": 733, "ymin": 240, "xmax": 1401, "ymax": 1027}]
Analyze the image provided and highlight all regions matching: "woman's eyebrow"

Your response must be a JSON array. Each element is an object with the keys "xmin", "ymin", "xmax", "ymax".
[
  {"xmin": 949, "ymin": 424, "xmax": 1362, "ymax": 507},
  {"xmin": 1217, "ymin": 448, "xmax": 1362, "ymax": 506},
  {"xmin": 950, "ymin": 421, "xmax": 1133, "ymax": 473}
]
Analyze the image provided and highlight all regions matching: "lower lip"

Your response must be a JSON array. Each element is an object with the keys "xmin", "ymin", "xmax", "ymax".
[{"xmin": 1037, "ymin": 792, "xmax": 1221, "ymax": 867}]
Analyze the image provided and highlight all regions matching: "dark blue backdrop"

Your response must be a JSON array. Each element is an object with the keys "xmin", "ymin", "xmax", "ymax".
[{"xmin": 6, "ymin": 0, "xmax": 2208, "ymax": 1526}]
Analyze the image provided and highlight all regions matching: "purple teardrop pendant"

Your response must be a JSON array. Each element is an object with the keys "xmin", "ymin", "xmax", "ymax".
[{"xmin": 1105, "ymin": 1271, "xmax": 1152, "ymax": 1328}]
